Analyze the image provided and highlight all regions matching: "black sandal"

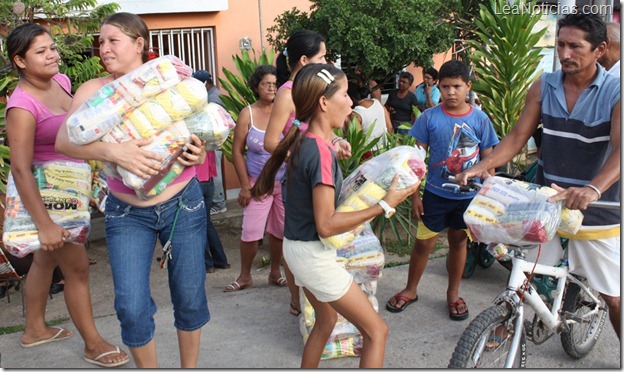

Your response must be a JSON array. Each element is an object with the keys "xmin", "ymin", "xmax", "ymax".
[{"xmin": 289, "ymin": 302, "xmax": 301, "ymax": 316}]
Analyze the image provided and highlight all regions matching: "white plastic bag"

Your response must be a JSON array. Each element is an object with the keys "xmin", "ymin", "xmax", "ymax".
[
  {"xmin": 464, "ymin": 176, "xmax": 565, "ymax": 245},
  {"xmin": 3, "ymin": 161, "xmax": 92, "ymax": 257}
]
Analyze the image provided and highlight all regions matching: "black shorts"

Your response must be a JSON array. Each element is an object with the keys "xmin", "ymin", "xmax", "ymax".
[{"xmin": 421, "ymin": 189, "xmax": 472, "ymax": 232}]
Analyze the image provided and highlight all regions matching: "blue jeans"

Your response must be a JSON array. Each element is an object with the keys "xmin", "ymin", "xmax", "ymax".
[
  {"xmin": 200, "ymin": 179, "xmax": 228, "ymax": 269},
  {"xmin": 211, "ymin": 150, "xmax": 227, "ymax": 210},
  {"xmin": 105, "ymin": 178, "xmax": 210, "ymax": 347}
]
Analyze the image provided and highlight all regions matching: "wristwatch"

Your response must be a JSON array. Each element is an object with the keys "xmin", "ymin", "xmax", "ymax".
[{"xmin": 378, "ymin": 200, "xmax": 396, "ymax": 219}]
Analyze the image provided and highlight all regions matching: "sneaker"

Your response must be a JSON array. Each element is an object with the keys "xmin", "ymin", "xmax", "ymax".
[{"xmin": 210, "ymin": 206, "xmax": 227, "ymax": 215}]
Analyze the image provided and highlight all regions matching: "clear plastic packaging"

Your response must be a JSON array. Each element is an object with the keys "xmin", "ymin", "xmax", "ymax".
[
  {"xmin": 321, "ymin": 145, "xmax": 426, "ymax": 250},
  {"xmin": 3, "ymin": 161, "xmax": 92, "ymax": 257},
  {"xmin": 66, "ymin": 56, "xmax": 194, "ymax": 145},
  {"xmin": 464, "ymin": 176, "xmax": 564, "ymax": 245},
  {"xmin": 65, "ymin": 55, "xmax": 236, "ymax": 199}
]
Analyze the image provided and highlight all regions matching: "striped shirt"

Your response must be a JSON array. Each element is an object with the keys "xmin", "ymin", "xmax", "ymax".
[{"xmin": 537, "ymin": 64, "xmax": 620, "ymax": 238}]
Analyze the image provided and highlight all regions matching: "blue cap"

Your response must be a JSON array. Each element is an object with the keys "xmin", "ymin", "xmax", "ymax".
[{"xmin": 192, "ymin": 70, "xmax": 212, "ymax": 82}]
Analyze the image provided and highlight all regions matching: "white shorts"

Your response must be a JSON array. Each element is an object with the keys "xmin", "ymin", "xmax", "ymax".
[
  {"xmin": 524, "ymin": 236, "xmax": 620, "ymax": 297},
  {"xmin": 283, "ymin": 238, "xmax": 353, "ymax": 302}
]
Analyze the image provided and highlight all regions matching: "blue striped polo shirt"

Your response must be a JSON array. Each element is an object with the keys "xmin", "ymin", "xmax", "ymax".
[{"xmin": 537, "ymin": 63, "xmax": 620, "ymax": 237}]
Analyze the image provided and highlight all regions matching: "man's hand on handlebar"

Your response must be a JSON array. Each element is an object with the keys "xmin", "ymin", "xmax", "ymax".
[
  {"xmin": 454, "ymin": 167, "xmax": 491, "ymax": 186},
  {"xmin": 548, "ymin": 183, "xmax": 599, "ymax": 211}
]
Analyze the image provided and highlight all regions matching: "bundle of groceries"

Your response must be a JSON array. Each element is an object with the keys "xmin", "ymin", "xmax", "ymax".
[
  {"xmin": 3, "ymin": 161, "xmax": 92, "ymax": 257},
  {"xmin": 464, "ymin": 176, "xmax": 583, "ymax": 246},
  {"xmin": 65, "ymin": 55, "xmax": 235, "ymax": 199},
  {"xmin": 320, "ymin": 145, "xmax": 427, "ymax": 250}
]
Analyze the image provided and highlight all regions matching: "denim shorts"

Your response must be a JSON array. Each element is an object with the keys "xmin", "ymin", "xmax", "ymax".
[{"xmin": 105, "ymin": 178, "xmax": 210, "ymax": 347}]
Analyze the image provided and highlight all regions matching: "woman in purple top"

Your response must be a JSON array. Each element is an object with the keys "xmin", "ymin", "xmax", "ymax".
[
  {"xmin": 226, "ymin": 65, "xmax": 288, "ymax": 292},
  {"xmin": 5, "ymin": 23, "xmax": 129, "ymax": 367}
]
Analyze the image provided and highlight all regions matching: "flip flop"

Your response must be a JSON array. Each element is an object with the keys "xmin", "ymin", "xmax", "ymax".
[
  {"xmin": 269, "ymin": 277, "xmax": 288, "ymax": 287},
  {"xmin": 448, "ymin": 297, "xmax": 470, "ymax": 321},
  {"xmin": 223, "ymin": 280, "xmax": 252, "ymax": 292},
  {"xmin": 83, "ymin": 346, "xmax": 130, "ymax": 368},
  {"xmin": 289, "ymin": 302, "xmax": 301, "ymax": 316},
  {"xmin": 386, "ymin": 293, "xmax": 418, "ymax": 313},
  {"xmin": 20, "ymin": 326, "xmax": 72, "ymax": 348}
]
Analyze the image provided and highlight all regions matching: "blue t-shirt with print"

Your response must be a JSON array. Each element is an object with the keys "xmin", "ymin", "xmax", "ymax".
[{"xmin": 409, "ymin": 104, "xmax": 499, "ymax": 200}]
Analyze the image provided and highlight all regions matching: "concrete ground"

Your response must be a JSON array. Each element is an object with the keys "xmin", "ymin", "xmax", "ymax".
[{"xmin": 0, "ymin": 200, "xmax": 620, "ymax": 368}]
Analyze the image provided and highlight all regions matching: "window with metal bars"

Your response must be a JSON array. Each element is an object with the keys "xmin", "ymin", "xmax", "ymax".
[{"xmin": 91, "ymin": 27, "xmax": 216, "ymax": 77}]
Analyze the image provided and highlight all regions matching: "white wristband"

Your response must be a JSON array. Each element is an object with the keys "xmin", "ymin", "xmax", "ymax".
[
  {"xmin": 378, "ymin": 200, "xmax": 396, "ymax": 219},
  {"xmin": 586, "ymin": 184, "xmax": 602, "ymax": 199}
]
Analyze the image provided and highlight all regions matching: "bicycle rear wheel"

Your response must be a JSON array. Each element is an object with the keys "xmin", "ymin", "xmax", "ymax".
[
  {"xmin": 560, "ymin": 277, "xmax": 607, "ymax": 359},
  {"xmin": 477, "ymin": 243, "xmax": 495, "ymax": 268},
  {"xmin": 448, "ymin": 305, "xmax": 526, "ymax": 368}
]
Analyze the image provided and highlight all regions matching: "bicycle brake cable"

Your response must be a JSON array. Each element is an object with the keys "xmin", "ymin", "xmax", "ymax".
[{"xmin": 520, "ymin": 244, "xmax": 541, "ymax": 301}]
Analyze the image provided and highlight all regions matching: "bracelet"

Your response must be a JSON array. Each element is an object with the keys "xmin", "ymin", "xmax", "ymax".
[
  {"xmin": 331, "ymin": 137, "xmax": 344, "ymax": 146},
  {"xmin": 585, "ymin": 184, "xmax": 602, "ymax": 199}
]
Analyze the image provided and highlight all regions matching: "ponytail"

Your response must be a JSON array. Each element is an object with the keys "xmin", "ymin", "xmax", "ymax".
[
  {"xmin": 276, "ymin": 52, "xmax": 290, "ymax": 88},
  {"xmin": 251, "ymin": 124, "xmax": 301, "ymax": 199}
]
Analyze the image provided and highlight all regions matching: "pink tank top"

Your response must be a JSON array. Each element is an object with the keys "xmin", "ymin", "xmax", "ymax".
[
  {"xmin": 278, "ymin": 81, "xmax": 308, "ymax": 135},
  {"xmin": 6, "ymin": 74, "xmax": 79, "ymax": 163}
]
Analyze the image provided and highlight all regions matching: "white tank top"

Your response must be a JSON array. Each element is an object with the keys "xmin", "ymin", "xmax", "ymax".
[{"xmin": 353, "ymin": 98, "xmax": 387, "ymax": 148}]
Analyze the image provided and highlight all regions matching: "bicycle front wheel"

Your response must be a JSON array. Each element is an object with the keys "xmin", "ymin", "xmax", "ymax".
[
  {"xmin": 448, "ymin": 305, "xmax": 526, "ymax": 368},
  {"xmin": 560, "ymin": 277, "xmax": 607, "ymax": 359}
]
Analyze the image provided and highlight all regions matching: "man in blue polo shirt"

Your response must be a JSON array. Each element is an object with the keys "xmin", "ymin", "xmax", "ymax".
[{"xmin": 457, "ymin": 13, "xmax": 621, "ymax": 339}]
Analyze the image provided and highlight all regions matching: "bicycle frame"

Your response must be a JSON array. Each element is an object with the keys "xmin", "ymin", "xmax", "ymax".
[{"xmin": 495, "ymin": 249, "xmax": 605, "ymax": 368}]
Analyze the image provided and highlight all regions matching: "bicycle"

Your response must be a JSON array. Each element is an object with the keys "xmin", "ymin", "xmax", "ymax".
[{"xmin": 447, "ymin": 200, "xmax": 619, "ymax": 368}]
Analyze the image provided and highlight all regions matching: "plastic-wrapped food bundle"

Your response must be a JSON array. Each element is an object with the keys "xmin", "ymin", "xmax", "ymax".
[
  {"xmin": 88, "ymin": 160, "xmax": 109, "ymax": 214},
  {"xmin": 3, "ymin": 161, "xmax": 92, "ymax": 257},
  {"xmin": 321, "ymin": 145, "xmax": 426, "ymax": 250},
  {"xmin": 116, "ymin": 120, "xmax": 190, "ymax": 192},
  {"xmin": 299, "ymin": 278, "xmax": 378, "ymax": 359},
  {"xmin": 185, "ymin": 102, "xmax": 236, "ymax": 151},
  {"xmin": 66, "ymin": 56, "xmax": 236, "ymax": 199},
  {"xmin": 67, "ymin": 56, "xmax": 193, "ymax": 145},
  {"xmin": 464, "ymin": 176, "xmax": 574, "ymax": 246}
]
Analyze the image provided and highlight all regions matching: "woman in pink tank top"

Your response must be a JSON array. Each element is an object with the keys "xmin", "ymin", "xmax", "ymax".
[{"xmin": 5, "ymin": 23, "xmax": 129, "ymax": 367}]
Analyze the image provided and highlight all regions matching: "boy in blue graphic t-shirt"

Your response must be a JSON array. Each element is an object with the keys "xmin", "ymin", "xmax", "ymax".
[{"xmin": 386, "ymin": 60, "xmax": 499, "ymax": 320}]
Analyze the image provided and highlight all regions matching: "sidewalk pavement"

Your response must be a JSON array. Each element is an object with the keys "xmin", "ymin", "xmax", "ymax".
[{"xmin": 0, "ymin": 201, "xmax": 620, "ymax": 368}]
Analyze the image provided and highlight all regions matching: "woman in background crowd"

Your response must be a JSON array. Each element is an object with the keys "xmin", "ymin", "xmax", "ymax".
[{"xmin": 226, "ymin": 65, "xmax": 289, "ymax": 292}]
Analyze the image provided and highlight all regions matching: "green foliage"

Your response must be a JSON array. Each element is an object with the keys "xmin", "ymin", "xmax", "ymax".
[
  {"xmin": 449, "ymin": 0, "xmax": 484, "ymax": 64},
  {"xmin": 267, "ymin": 0, "xmax": 458, "ymax": 83},
  {"xmin": 469, "ymin": 0, "xmax": 546, "ymax": 140},
  {"xmin": 217, "ymin": 48, "xmax": 275, "ymax": 162},
  {"xmin": 336, "ymin": 118, "xmax": 380, "ymax": 178}
]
